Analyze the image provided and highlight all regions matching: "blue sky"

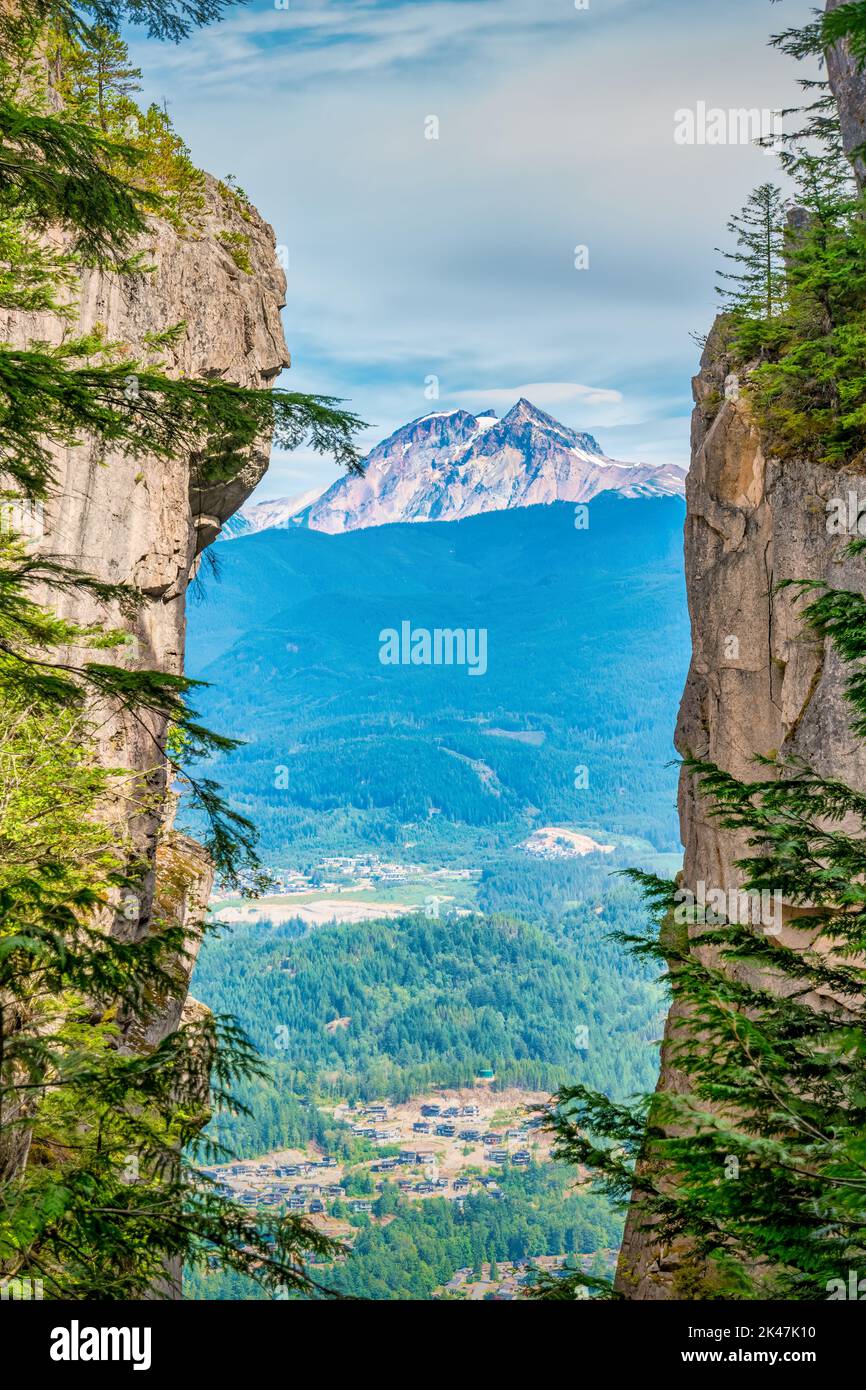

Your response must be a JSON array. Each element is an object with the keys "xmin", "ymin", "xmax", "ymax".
[{"xmin": 128, "ymin": 0, "xmax": 815, "ymax": 500}]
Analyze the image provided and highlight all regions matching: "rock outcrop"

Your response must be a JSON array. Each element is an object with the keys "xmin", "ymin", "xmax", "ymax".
[
  {"xmin": 2, "ymin": 176, "xmax": 288, "ymax": 1067},
  {"xmin": 615, "ymin": 321, "xmax": 866, "ymax": 1298}
]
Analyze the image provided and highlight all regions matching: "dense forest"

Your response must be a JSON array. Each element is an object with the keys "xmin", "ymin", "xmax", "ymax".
[{"xmin": 194, "ymin": 900, "xmax": 666, "ymax": 1155}]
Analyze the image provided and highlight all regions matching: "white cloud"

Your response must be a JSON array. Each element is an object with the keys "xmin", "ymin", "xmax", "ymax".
[{"xmin": 133, "ymin": 0, "xmax": 641, "ymax": 91}]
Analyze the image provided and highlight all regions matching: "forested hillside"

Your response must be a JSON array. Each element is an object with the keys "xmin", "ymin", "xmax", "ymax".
[
  {"xmin": 195, "ymin": 899, "xmax": 665, "ymax": 1153},
  {"xmin": 186, "ymin": 494, "xmax": 689, "ymax": 861}
]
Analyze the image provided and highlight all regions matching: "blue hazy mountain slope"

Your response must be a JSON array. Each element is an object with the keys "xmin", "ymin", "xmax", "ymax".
[{"xmin": 186, "ymin": 494, "xmax": 689, "ymax": 862}]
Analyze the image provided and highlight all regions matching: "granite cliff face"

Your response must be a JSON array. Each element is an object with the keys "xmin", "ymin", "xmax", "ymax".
[
  {"xmin": 3, "ymin": 175, "xmax": 288, "ymax": 1050},
  {"xmin": 616, "ymin": 7, "xmax": 866, "ymax": 1298},
  {"xmin": 615, "ymin": 322, "xmax": 866, "ymax": 1298}
]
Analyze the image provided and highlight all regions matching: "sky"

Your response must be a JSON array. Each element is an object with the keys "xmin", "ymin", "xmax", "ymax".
[{"xmin": 128, "ymin": 0, "xmax": 816, "ymax": 501}]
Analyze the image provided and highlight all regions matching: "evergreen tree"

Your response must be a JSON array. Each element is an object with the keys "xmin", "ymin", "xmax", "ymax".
[
  {"xmin": 716, "ymin": 183, "xmax": 787, "ymax": 323},
  {"xmin": 63, "ymin": 24, "xmax": 142, "ymax": 131},
  {"xmin": 771, "ymin": 1, "xmax": 866, "ymax": 181},
  {"xmin": 539, "ymin": 580, "xmax": 866, "ymax": 1298},
  {"xmin": 772, "ymin": 1, "xmax": 866, "ymax": 68},
  {"xmin": 72, "ymin": 0, "xmax": 253, "ymax": 44},
  {"xmin": 715, "ymin": 9, "xmax": 866, "ymax": 464}
]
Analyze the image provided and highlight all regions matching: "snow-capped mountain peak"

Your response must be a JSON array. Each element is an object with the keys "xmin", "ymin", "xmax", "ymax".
[{"xmin": 227, "ymin": 400, "xmax": 686, "ymax": 539}]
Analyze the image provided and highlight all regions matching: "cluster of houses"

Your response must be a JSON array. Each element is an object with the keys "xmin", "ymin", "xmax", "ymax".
[
  {"xmin": 201, "ymin": 1156, "xmax": 346, "ymax": 1216},
  {"xmin": 202, "ymin": 1144, "xmax": 512, "ymax": 1218},
  {"xmin": 369, "ymin": 1142, "xmax": 531, "ymax": 1171},
  {"xmin": 350, "ymin": 1103, "xmax": 401, "ymax": 1142},
  {"xmin": 201, "ymin": 1094, "xmax": 546, "ymax": 1225},
  {"xmin": 420, "ymin": 1103, "xmax": 479, "ymax": 1117},
  {"xmin": 316, "ymin": 856, "xmax": 476, "ymax": 886},
  {"xmin": 412, "ymin": 1101, "xmax": 480, "ymax": 1138},
  {"xmin": 358, "ymin": 1174, "xmax": 505, "ymax": 1209},
  {"xmin": 350, "ymin": 1101, "xmax": 536, "ymax": 1155},
  {"xmin": 231, "ymin": 855, "xmax": 434, "ymax": 904},
  {"xmin": 206, "ymin": 1156, "xmax": 338, "ymax": 1181},
  {"xmin": 316, "ymin": 855, "xmax": 428, "ymax": 885},
  {"xmin": 236, "ymin": 857, "xmax": 479, "ymax": 905},
  {"xmin": 346, "ymin": 1099, "xmax": 540, "ymax": 1173},
  {"xmin": 352, "ymin": 1124, "xmax": 401, "ymax": 1142}
]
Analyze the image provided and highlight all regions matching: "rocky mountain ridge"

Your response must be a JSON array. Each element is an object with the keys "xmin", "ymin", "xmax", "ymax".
[{"xmin": 226, "ymin": 398, "xmax": 685, "ymax": 538}]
